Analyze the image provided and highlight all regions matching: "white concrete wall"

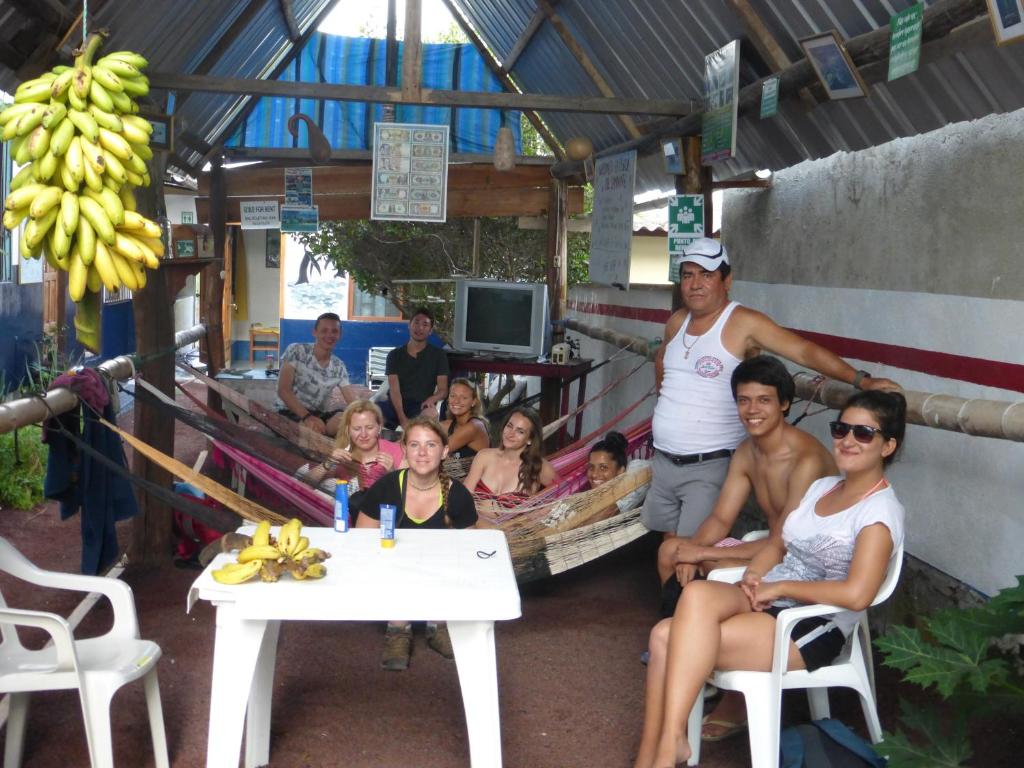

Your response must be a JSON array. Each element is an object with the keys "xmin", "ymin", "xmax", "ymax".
[{"xmin": 568, "ymin": 107, "xmax": 1024, "ymax": 596}]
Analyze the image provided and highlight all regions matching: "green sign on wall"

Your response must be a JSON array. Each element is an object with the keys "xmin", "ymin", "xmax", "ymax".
[
  {"xmin": 888, "ymin": 3, "xmax": 923, "ymax": 81},
  {"xmin": 701, "ymin": 40, "xmax": 740, "ymax": 164}
]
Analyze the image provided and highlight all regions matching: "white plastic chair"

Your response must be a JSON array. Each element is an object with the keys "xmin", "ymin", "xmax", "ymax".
[
  {"xmin": 0, "ymin": 537, "xmax": 169, "ymax": 768},
  {"xmin": 686, "ymin": 543, "xmax": 904, "ymax": 768}
]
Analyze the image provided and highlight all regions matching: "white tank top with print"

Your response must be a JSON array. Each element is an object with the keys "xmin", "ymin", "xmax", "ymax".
[{"xmin": 652, "ymin": 301, "xmax": 747, "ymax": 455}]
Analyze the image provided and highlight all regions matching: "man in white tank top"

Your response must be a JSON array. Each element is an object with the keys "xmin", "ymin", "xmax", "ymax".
[{"xmin": 644, "ymin": 238, "xmax": 899, "ymax": 538}]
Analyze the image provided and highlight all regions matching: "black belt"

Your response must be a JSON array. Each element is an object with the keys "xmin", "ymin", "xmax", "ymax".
[{"xmin": 658, "ymin": 448, "xmax": 734, "ymax": 466}]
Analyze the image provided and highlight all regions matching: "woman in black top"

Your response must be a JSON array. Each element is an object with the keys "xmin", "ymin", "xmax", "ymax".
[
  {"xmin": 355, "ymin": 415, "xmax": 477, "ymax": 670},
  {"xmin": 439, "ymin": 377, "xmax": 490, "ymax": 461}
]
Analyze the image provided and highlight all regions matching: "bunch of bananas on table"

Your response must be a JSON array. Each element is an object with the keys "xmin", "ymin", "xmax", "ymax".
[
  {"xmin": 211, "ymin": 519, "xmax": 331, "ymax": 585},
  {"xmin": 0, "ymin": 33, "xmax": 162, "ymax": 351}
]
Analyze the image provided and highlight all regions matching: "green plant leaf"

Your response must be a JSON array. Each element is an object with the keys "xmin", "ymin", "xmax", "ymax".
[
  {"xmin": 877, "ymin": 700, "xmax": 972, "ymax": 768},
  {"xmin": 928, "ymin": 608, "xmax": 991, "ymax": 662},
  {"xmin": 876, "ymin": 625, "xmax": 1009, "ymax": 697}
]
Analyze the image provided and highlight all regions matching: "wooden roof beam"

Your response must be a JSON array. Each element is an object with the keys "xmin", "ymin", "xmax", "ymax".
[
  {"xmin": 278, "ymin": 0, "xmax": 301, "ymax": 43},
  {"xmin": 550, "ymin": 0, "xmax": 989, "ymax": 178},
  {"xmin": 401, "ymin": 0, "xmax": 423, "ymax": 101},
  {"xmin": 536, "ymin": 0, "xmax": 642, "ymax": 139},
  {"xmin": 501, "ymin": 5, "xmax": 546, "ymax": 74},
  {"xmin": 439, "ymin": 0, "xmax": 564, "ymax": 160},
  {"xmin": 148, "ymin": 71, "xmax": 693, "ymax": 116}
]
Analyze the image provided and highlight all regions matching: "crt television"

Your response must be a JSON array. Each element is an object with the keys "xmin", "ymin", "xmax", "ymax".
[{"xmin": 453, "ymin": 278, "xmax": 550, "ymax": 358}]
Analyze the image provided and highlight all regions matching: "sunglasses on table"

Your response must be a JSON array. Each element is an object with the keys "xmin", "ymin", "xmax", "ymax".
[{"xmin": 829, "ymin": 421, "xmax": 884, "ymax": 443}]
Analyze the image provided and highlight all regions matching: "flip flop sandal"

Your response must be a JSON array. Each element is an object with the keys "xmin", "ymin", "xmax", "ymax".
[{"xmin": 700, "ymin": 715, "xmax": 748, "ymax": 742}]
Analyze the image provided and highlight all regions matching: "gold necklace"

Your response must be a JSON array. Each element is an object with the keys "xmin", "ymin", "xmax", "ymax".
[
  {"xmin": 409, "ymin": 476, "xmax": 440, "ymax": 492},
  {"xmin": 681, "ymin": 305, "xmax": 726, "ymax": 359}
]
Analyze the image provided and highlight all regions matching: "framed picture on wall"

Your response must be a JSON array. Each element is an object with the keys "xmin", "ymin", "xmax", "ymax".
[
  {"xmin": 799, "ymin": 31, "xmax": 868, "ymax": 100},
  {"xmin": 175, "ymin": 239, "xmax": 196, "ymax": 258},
  {"xmin": 266, "ymin": 229, "xmax": 281, "ymax": 268},
  {"xmin": 986, "ymin": 0, "xmax": 1024, "ymax": 44}
]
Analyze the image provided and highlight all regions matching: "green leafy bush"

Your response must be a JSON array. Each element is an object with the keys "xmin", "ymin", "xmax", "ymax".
[
  {"xmin": 0, "ymin": 426, "xmax": 49, "ymax": 510},
  {"xmin": 876, "ymin": 577, "xmax": 1024, "ymax": 766}
]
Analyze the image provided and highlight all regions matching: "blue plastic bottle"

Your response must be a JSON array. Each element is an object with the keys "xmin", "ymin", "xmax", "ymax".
[{"xmin": 334, "ymin": 479, "xmax": 350, "ymax": 532}]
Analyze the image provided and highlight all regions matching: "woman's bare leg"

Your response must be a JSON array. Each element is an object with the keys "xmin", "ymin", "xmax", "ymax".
[
  {"xmin": 634, "ymin": 619, "xmax": 672, "ymax": 768},
  {"xmin": 651, "ymin": 580, "xmax": 751, "ymax": 768}
]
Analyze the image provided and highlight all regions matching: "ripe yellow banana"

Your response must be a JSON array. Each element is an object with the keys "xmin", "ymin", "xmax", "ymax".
[
  {"xmin": 68, "ymin": 247, "xmax": 88, "ymax": 301},
  {"xmin": 77, "ymin": 216, "xmax": 96, "ymax": 265},
  {"xmin": 65, "ymin": 136, "xmax": 85, "ymax": 182},
  {"xmin": 13, "ymin": 135, "xmax": 33, "ymax": 165},
  {"xmin": 291, "ymin": 536, "xmax": 310, "ymax": 558},
  {"xmin": 91, "ymin": 64, "xmax": 124, "ymax": 93},
  {"xmin": 211, "ymin": 559, "xmax": 263, "ymax": 585},
  {"xmin": 95, "ymin": 56, "xmax": 142, "ymax": 79},
  {"xmin": 89, "ymin": 80, "xmax": 113, "ymax": 112},
  {"xmin": 102, "ymin": 51, "xmax": 150, "ymax": 69},
  {"xmin": 92, "ymin": 240, "xmax": 120, "ymax": 291},
  {"xmin": 125, "ymin": 170, "xmax": 145, "ymax": 187},
  {"xmin": 5, "ymin": 183, "xmax": 46, "ymax": 211},
  {"xmin": 24, "ymin": 207, "xmax": 58, "ymax": 249},
  {"xmin": 122, "ymin": 114, "xmax": 153, "ymax": 136},
  {"xmin": 33, "ymin": 151, "xmax": 58, "ymax": 183},
  {"xmin": 59, "ymin": 159, "xmax": 78, "ymax": 192},
  {"xmin": 79, "ymin": 195, "xmax": 116, "ymax": 244},
  {"xmin": 109, "ymin": 248, "xmax": 138, "ymax": 290},
  {"xmin": 49, "ymin": 117, "xmax": 76, "ymax": 156},
  {"xmin": 48, "ymin": 224, "xmax": 71, "ymax": 267},
  {"xmin": 2, "ymin": 207, "xmax": 30, "ymax": 230},
  {"xmin": 9, "ymin": 164, "xmax": 34, "ymax": 191},
  {"xmin": 238, "ymin": 545, "xmax": 284, "ymax": 564},
  {"xmin": 0, "ymin": 102, "xmax": 37, "ymax": 128},
  {"xmin": 68, "ymin": 87, "xmax": 87, "ymax": 111},
  {"xmin": 28, "ymin": 185, "xmax": 63, "ymax": 219},
  {"xmin": 112, "ymin": 231, "xmax": 146, "ymax": 263},
  {"xmin": 72, "ymin": 65, "xmax": 92, "ymax": 101},
  {"xmin": 67, "ymin": 109, "xmax": 100, "ymax": 143},
  {"xmin": 26, "ymin": 124, "xmax": 52, "ymax": 160},
  {"xmin": 59, "ymin": 191, "xmax": 79, "ymax": 235},
  {"xmin": 129, "ymin": 141, "xmax": 153, "ymax": 161},
  {"xmin": 136, "ymin": 233, "xmax": 165, "ymax": 257},
  {"xmin": 126, "ymin": 152, "xmax": 147, "ymax": 176},
  {"xmin": 40, "ymin": 103, "xmax": 67, "ymax": 130},
  {"xmin": 252, "ymin": 520, "xmax": 272, "ymax": 547},
  {"xmin": 85, "ymin": 186, "xmax": 125, "ymax": 226},
  {"xmin": 13, "ymin": 79, "xmax": 53, "ymax": 104},
  {"xmin": 120, "ymin": 118, "xmax": 150, "ymax": 145},
  {"xmin": 50, "ymin": 69, "xmax": 75, "ymax": 101},
  {"xmin": 86, "ymin": 264, "xmax": 102, "ymax": 292},
  {"xmin": 88, "ymin": 104, "xmax": 123, "ymax": 132},
  {"xmin": 14, "ymin": 105, "xmax": 46, "ymax": 137},
  {"xmin": 82, "ymin": 155, "xmax": 105, "ymax": 192},
  {"xmin": 131, "ymin": 258, "xmax": 147, "ymax": 290},
  {"xmin": 103, "ymin": 150, "xmax": 128, "ymax": 184},
  {"xmin": 98, "ymin": 126, "xmax": 133, "ymax": 160}
]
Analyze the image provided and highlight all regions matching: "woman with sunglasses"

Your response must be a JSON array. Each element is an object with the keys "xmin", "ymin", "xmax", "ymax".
[{"xmin": 634, "ymin": 390, "xmax": 907, "ymax": 768}]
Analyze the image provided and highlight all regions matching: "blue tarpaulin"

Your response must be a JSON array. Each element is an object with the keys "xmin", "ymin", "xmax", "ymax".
[{"xmin": 226, "ymin": 34, "xmax": 522, "ymax": 155}]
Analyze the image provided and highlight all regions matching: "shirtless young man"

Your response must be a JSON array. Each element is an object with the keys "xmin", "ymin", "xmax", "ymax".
[{"xmin": 656, "ymin": 354, "xmax": 836, "ymax": 741}]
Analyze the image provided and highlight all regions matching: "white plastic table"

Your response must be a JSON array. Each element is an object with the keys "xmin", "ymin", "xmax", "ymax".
[{"xmin": 188, "ymin": 527, "xmax": 521, "ymax": 768}]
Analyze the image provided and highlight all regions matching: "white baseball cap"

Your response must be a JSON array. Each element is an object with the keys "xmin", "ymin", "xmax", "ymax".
[{"xmin": 681, "ymin": 238, "xmax": 729, "ymax": 271}]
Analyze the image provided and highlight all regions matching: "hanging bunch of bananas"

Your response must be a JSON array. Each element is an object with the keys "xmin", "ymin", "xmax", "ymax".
[
  {"xmin": 211, "ymin": 519, "xmax": 331, "ymax": 585},
  {"xmin": 0, "ymin": 32, "xmax": 163, "ymax": 352}
]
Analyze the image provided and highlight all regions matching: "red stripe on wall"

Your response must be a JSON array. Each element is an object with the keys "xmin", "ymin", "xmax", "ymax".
[{"xmin": 569, "ymin": 301, "xmax": 1024, "ymax": 393}]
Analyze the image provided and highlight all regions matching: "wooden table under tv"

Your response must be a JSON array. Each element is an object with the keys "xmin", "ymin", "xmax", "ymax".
[{"xmin": 447, "ymin": 354, "xmax": 593, "ymax": 447}]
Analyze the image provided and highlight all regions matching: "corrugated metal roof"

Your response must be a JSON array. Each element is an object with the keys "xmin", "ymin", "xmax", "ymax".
[
  {"xmin": 456, "ymin": 0, "xmax": 1024, "ymax": 194},
  {"xmin": 1, "ymin": 0, "xmax": 1020, "ymax": 196}
]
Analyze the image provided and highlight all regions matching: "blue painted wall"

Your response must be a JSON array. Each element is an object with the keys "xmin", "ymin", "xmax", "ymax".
[
  {"xmin": 233, "ymin": 318, "xmax": 444, "ymax": 386},
  {"xmin": 0, "ymin": 281, "xmax": 44, "ymax": 395}
]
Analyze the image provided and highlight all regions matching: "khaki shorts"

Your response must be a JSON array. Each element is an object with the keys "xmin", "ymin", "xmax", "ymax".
[{"xmin": 641, "ymin": 450, "xmax": 731, "ymax": 535}]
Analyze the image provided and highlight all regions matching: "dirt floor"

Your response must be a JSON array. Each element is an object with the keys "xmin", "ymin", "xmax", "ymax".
[{"xmin": 1, "ymin": 382, "xmax": 1019, "ymax": 767}]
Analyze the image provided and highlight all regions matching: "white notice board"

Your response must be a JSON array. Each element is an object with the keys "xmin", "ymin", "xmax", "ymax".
[{"xmin": 588, "ymin": 150, "xmax": 637, "ymax": 288}]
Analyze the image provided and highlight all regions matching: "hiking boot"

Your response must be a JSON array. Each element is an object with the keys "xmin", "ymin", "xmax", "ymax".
[
  {"xmin": 381, "ymin": 625, "xmax": 412, "ymax": 671},
  {"xmin": 426, "ymin": 623, "xmax": 454, "ymax": 659}
]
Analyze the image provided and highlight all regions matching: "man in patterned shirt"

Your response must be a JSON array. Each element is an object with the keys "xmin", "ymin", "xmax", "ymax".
[{"xmin": 276, "ymin": 312, "xmax": 366, "ymax": 436}]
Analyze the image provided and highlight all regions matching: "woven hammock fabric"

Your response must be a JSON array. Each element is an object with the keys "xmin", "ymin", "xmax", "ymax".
[{"xmin": 226, "ymin": 34, "xmax": 523, "ymax": 154}]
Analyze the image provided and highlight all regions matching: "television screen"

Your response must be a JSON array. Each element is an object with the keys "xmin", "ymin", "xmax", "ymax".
[{"xmin": 465, "ymin": 286, "xmax": 534, "ymax": 347}]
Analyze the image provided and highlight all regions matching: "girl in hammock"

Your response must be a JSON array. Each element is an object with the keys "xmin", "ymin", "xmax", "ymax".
[
  {"xmin": 354, "ymin": 415, "xmax": 478, "ymax": 671},
  {"xmin": 440, "ymin": 378, "xmax": 490, "ymax": 462},
  {"xmin": 634, "ymin": 390, "xmax": 906, "ymax": 768},
  {"xmin": 302, "ymin": 399, "xmax": 405, "ymax": 501},
  {"xmin": 463, "ymin": 406, "xmax": 558, "ymax": 517}
]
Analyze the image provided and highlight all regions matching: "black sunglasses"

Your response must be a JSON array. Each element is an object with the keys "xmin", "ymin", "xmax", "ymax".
[{"xmin": 829, "ymin": 420, "xmax": 883, "ymax": 444}]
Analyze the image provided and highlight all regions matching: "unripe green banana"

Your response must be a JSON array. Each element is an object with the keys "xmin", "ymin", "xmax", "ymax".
[
  {"xmin": 119, "ymin": 76, "xmax": 149, "ymax": 99},
  {"xmin": 118, "ymin": 185, "xmax": 137, "ymax": 212},
  {"xmin": 78, "ymin": 134, "xmax": 106, "ymax": 173},
  {"xmin": 67, "ymin": 87, "xmax": 87, "ymax": 111},
  {"xmin": 10, "ymin": 164, "xmax": 35, "ymax": 191},
  {"xmin": 128, "ymin": 141, "xmax": 153, "ymax": 162},
  {"xmin": 13, "ymin": 135, "xmax": 34, "ymax": 165},
  {"xmin": 122, "ymin": 114, "xmax": 153, "ymax": 135},
  {"xmin": 59, "ymin": 158, "xmax": 78, "ymax": 192},
  {"xmin": 14, "ymin": 105, "xmax": 46, "ymax": 137},
  {"xmin": 126, "ymin": 152, "xmax": 147, "ymax": 175},
  {"xmin": 82, "ymin": 155, "xmax": 105, "ymax": 192},
  {"xmin": 13, "ymin": 79, "xmax": 54, "ymax": 104},
  {"xmin": 95, "ymin": 57, "xmax": 142, "ymax": 79},
  {"xmin": 79, "ymin": 195, "xmax": 116, "ymax": 244},
  {"xmin": 50, "ymin": 69, "xmax": 75, "ymax": 101},
  {"xmin": 101, "ymin": 51, "xmax": 150, "ymax": 69},
  {"xmin": 109, "ymin": 89, "xmax": 134, "ymax": 113},
  {"xmin": 120, "ymin": 119, "xmax": 150, "ymax": 145},
  {"xmin": 0, "ymin": 102, "xmax": 36, "ymax": 127}
]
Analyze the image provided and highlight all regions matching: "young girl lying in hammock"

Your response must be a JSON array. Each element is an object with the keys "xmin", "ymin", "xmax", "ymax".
[{"xmin": 463, "ymin": 406, "xmax": 558, "ymax": 521}]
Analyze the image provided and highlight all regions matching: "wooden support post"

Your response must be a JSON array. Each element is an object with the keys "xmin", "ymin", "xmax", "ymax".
[
  {"xmin": 383, "ymin": 0, "xmax": 398, "ymax": 122},
  {"xmin": 671, "ymin": 136, "xmax": 712, "ymax": 312},
  {"xmin": 201, "ymin": 156, "xmax": 227, "ymax": 413},
  {"xmin": 541, "ymin": 179, "xmax": 568, "ymax": 448},
  {"xmin": 402, "ymin": 0, "xmax": 422, "ymax": 102},
  {"xmin": 129, "ymin": 153, "xmax": 175, "ymax": 568}
]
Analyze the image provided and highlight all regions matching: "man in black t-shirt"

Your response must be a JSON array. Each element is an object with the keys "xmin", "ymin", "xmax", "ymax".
[{"xmin": 383, "ymin": 307, "xmax": 449, "ymax": 429}]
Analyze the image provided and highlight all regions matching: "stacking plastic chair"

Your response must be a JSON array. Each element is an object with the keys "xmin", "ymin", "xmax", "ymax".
[
  {"xmin": 686, "ymin": 543, "xmax": 904, "ymax": 768},
  {"xmin": 0, "ymin": 537, "xmax": 169, "ymax": 768}
]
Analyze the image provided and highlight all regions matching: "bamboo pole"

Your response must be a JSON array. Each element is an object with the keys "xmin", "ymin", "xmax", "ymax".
[
  {"xmin": 562, "ymin": 317, "xmax": 1024, "ymax": 443},
  {"xmin": 0, "ymin": 323, "xmax": 206, "ymax": 436}
]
